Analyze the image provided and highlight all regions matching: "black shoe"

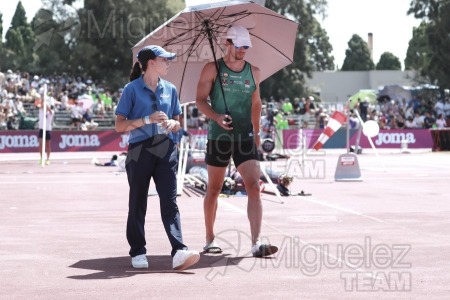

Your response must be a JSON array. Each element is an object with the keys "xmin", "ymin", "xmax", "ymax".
[{"xmin": 252, "ymin": 244, "xmax": 278, "ymax": 257}]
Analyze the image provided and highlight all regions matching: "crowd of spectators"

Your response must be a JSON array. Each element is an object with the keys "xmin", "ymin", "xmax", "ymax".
[
  {"xmin": 183, "ymin": 95, "xmax": 321, "ymax": 132},
  {"xmin": 1, "ymin": 69, "xmax": 449, "ymax": 132},
  {"xmin": 350, "ymin": 96, "xmax": 450, "ymax": 130},
  {"xmin": 0, "ymin": 69, "xmax": 120, "ymax": 130},
  {"xmin": 256, "ymin": 94, "xmax": 450, "ymax": 132}
]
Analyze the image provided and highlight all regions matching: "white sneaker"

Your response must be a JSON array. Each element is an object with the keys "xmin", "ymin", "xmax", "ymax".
[
  {"xmin": 172, "ymin": 249, "xmax": 200, "ymax": 270},
  {"xmin": 131, "ymin": 254, "xmax": 148, "ymax": 268}
]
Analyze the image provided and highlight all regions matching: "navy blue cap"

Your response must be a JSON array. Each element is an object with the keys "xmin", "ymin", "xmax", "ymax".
[{"xmin": 137, "ymin": 45, "xmax": 176, "ymax": 63}]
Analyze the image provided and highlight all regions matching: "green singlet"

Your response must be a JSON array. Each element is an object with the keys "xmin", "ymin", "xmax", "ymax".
[{"xmin": 208, "ymin": 58, "xmax": 256, "ymax": 141}]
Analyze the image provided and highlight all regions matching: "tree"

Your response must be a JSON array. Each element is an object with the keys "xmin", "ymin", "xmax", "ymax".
[
  {"xmin": 404, "ymin": 21, "xmax": 437, "ymax": 86},
  {"xmin": 309, "ymin": 18, "xmax": 335, "ymax": 71},
  {"xmin": 31, "ymin": 1, "xmax": 81, "ymax": 74},
  {"xmin": 0, "ymin": 13, "xmax": 6, "ymax": 70},
  {"xmin": 341, "ymin": 34, "xmax": 374, "ymax": 71},
  {"xmin": 376, "ymin": 52, "xmax": 401, "ymax": 70},
  {"xmin": 71, "ymin": 0, "xmax": 179, "ymax": 89},
  {"xmin": 4, "ymin": 1, "xmax": 36, "ymax": 70},
  {"xmin": 261, "ymin": 0, "xmax": 333, "ymax": 100},
  {"xmin": 407, "ymin": 0, "xmax": 450, "ymax": 89},
  {"xmin": 0, "ymin": 12, "xmax": 3, "ymax": 43},
  {"xmin": 405, "ymin": 21, "xmax": 429, "ymax": 71}
]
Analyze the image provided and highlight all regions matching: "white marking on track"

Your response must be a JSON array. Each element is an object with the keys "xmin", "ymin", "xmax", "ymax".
[
  {"xmin": 296, "ymin": 197, "xmax": 385, "ymax": 223},
  {"xmin": 219, "ymin": 198, "xmax": 375, "ymax": 276}
]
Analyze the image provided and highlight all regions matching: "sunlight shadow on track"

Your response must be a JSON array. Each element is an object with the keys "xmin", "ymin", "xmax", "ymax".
[
  {"xmin": 68, "ymin": 254, "xmax": 249, "ymax": 279},
  {"xmin": 68, "ymin": 256, "xmax": 193, "ymax": 278}
]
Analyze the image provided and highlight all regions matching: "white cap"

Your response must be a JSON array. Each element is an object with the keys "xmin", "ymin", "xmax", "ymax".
[{"xmin": 225, "ymin": 25, "xmax": 252, "ymax": 48}]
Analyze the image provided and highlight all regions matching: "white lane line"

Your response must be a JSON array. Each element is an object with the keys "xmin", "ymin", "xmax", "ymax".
[
  {"xmin": 220, "ymin": 198, "xmax": 247, "ymax": 215},
  {"xmin": 215, "ymin": 192, "xmax": 446, "ymax": 278},
  {"xmin": 345, "ymin": 176, "xmax": 449, "ymax": 180},
  {"xmin": 0, "ymin": 174, "xmax": 126, "ymax": 181},
  {"xmin": 0, "ymin": 174, "xmax": 125, "ymax": 178},
  {"xmin": 290, "ymin": 215, "xmax": 340, "ymax": 222},
  {"xmin": 0, "ymin": 180, "xmax": 125, "ymax": 184},
  {"xmin": 219, "ymin": 199, "xmax": 375, "ymax": 276},
  {"xmin": 297, "ymin": 197, "xmax": 385, "ymax": 223},
  {"xmin": 288, "ymin": 195, "xmax": 450, "ymax": 241}
]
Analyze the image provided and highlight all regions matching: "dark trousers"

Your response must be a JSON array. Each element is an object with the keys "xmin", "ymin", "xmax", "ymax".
[{"xmin": 125, "ymin": 135, "xmax": 187, "ymax": 257}]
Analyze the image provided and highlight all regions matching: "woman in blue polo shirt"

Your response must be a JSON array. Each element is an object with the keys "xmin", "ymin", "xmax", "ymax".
[{"xmin": 115, "ymin": 45, "xmax": 199, "ymax": 271}]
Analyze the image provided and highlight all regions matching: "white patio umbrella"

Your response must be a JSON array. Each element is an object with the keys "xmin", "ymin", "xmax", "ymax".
[{"xmin": 132, "ymin": 0, "xmax": 299, "ymax": 104}]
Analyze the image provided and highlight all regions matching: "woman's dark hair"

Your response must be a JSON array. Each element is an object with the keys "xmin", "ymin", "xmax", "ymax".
[
  {"xmin": 129, "ymin": 62, "xmax": 143, "ymax": 82},
  {"xmin": 129, "ymin": 48, "xmax": 156, "ymax": 82}
]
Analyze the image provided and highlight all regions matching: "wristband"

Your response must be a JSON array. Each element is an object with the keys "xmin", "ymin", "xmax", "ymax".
[{"xmin": 144, "ymin": 115, "xmax": 151, "ymax": 124}]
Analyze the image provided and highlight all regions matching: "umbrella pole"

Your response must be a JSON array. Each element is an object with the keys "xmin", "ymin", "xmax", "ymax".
[
  {"xmin": 205, "ymin": 22, "xmax": 231, "ymax": 118},
  {"xmin": 205, "ymin": 21, "xmax": 233, "ymax": 177}
]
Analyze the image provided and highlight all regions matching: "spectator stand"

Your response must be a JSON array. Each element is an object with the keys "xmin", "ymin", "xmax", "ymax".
[{"xmin": 0, "ymin": 71, "xmax": 122, "ymax": 132}]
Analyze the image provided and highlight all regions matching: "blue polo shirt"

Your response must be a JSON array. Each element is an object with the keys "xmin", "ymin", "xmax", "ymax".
[{"xmin": 116, "ymin": 76, "xmax": 182, "ymax": 144}]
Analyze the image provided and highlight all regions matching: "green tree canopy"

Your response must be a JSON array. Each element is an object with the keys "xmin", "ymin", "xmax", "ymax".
[
  {"xmin": 72, "ymin": 0, "xmax": 180, "ymax": 89},
  {"xmin": 0, "ymin": 13, "xmax": 3, "ymax": 43},
  {"xmin": 376, "ymin": 52, "xmax": 401, "ymax": 70},
  {"xmin": 261, "ymin": 0, "xmax": 333, "ymax": 100},
  {"xmin": 309, "ymin": 18, "xmax": 335, "ymax": 71},
  {"xmin": 31, "ymin": 1, "xmax": 81, "ymax": 74},
  {"xmin": 0, "ymin": 13, "xmax": 3, "ymax": 67},
  {"xmin": 405, "ymin": 21, "xmax": 429, "ymax": 71},
  {"xmin": 6, "ymin": 28, "xmax": 25, "ymax": 55},
  {"xmin": 10, "ymin": 2, "xmax": 27, "ymax": 28},
  {"xmin": 341, "ymin": 34, "xmax": 374, "ymax": 71},
  {"xmin": 4, "ymin": 1, "xmax": 36, "ymax": 70},
  {"xmin": 407, "ymin": 0, "xmax": 450, "ymax": 89}
]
